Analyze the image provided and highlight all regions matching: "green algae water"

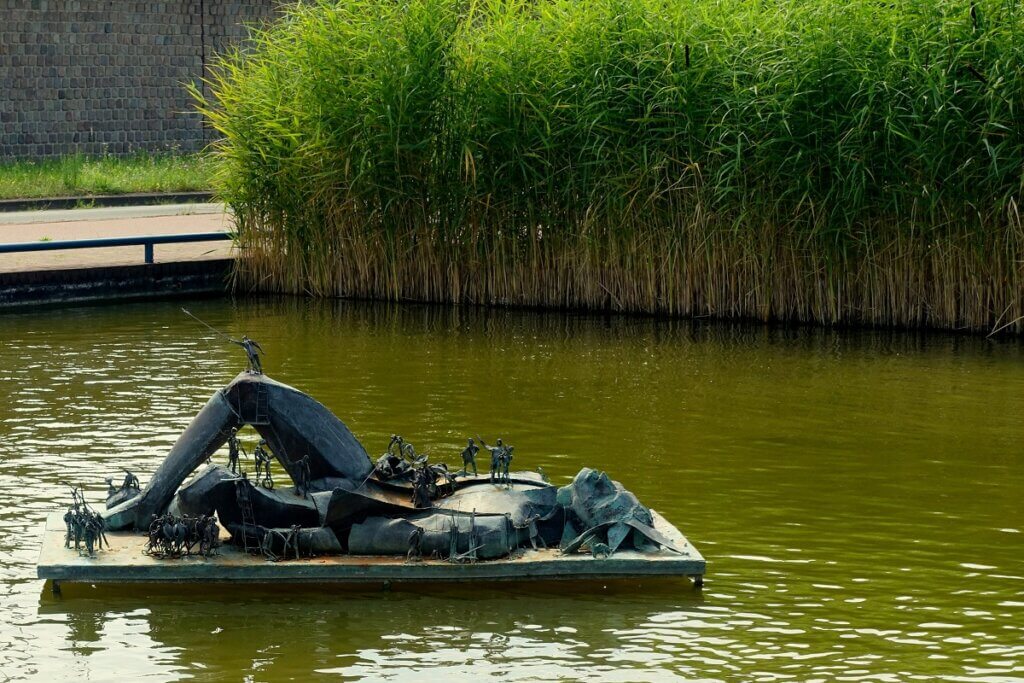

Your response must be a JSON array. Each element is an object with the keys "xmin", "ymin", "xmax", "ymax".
[{"xmin": 1, "ymin": 297, "xmax": 1022, "ymax": 681}]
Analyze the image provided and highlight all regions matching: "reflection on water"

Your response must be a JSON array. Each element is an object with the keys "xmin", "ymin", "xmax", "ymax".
[{"xmin": 1, "ymin": 298, "xmax": 1023, "ymax": 681}]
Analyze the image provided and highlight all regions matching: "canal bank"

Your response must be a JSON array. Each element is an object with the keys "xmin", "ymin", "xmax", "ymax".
[{"xmin": 0, "ymin": 203, "xmax": 233, "ymax": 308}]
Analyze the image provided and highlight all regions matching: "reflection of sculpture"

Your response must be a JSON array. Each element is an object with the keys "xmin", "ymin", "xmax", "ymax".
[
  {"xmin": 460, "ymin": 438, "xmax": 479, "ymax": 476},
  {"xmin": 100, "ymin": 373, "xmax": 683, "ymax": 563}
]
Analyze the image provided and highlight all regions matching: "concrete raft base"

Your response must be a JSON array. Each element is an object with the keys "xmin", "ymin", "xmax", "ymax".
[{"xmin": 38, "ymin": 511, "xmax": 706, "ymax": 586}]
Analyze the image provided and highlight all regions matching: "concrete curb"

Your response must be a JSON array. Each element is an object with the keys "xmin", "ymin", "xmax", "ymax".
[{"xmin": 0, "ymin": 191, "xmax": 214, "ymax": 213}]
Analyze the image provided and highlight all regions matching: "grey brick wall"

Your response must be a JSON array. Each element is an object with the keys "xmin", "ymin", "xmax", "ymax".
[{"xmin": 0, "ymin": 1, "xmax": 282, "ymax": 159}]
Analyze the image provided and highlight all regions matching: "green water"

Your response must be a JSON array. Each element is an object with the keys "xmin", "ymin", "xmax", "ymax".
[{"xmin": 1, "ymin": 298, "xmax": 1022, "ymax": 681}]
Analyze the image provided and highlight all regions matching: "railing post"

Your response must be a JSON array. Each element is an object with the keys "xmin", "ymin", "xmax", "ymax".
[{"xmin": 144, "ymin": 242, "xmax": 154, "ymax": 264}]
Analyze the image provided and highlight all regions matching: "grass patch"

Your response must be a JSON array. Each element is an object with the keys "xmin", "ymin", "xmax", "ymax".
[
  {"xmin": 0, "ymin": 153, "xmax": 215, "ymax": 200},
  {"xmin": 197, "ymin": 0, "xmax": 1024, "ymax": 332}
]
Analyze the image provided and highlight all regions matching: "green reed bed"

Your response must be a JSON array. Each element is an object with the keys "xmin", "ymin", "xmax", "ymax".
[{"xmin": 196, "ymin": 0, "xmax": 1024, "ymax": 332}]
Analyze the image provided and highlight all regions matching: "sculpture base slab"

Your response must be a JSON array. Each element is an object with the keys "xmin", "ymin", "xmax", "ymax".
[{"xmin": 37, "ymin": 511, "xmax": 706, "ymax": 585}]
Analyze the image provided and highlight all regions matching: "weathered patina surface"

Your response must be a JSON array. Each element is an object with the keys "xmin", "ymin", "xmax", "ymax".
[{"xmin": 83, "ymin": 373, "xmax": 704, "ymax": 577}]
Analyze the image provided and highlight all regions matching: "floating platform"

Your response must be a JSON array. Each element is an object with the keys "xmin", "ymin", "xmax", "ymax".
[{"xmin": 37, "ymin": 511, "xmax": 706, "ymax": 587}]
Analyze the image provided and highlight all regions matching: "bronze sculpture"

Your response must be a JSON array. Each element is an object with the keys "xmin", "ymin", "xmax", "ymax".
[{"xmin": 95, "ymin": 373, "xmax": 684, "ymax": 563}]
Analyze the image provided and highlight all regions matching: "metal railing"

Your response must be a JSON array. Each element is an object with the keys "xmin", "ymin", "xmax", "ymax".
[{"xmin": 0, "ymin": 232, "xmax": 232, "ymax": 265}]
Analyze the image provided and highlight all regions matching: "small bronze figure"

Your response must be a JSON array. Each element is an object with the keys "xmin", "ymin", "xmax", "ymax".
[
  {"xmin": 460, "ymin": 438, "xmax": 480, "ymax": 476},
  {"xmin": 146, "ymin": 514, "xmax": 162, "ymax": 554},
  {"xmin": 230, "ymin": 335, "xmax": 265, "ymax": 374},
  {"xmin": 121, "ymin": 469, "xmax": 141, "ymax": 491},
  {"xmin": 92, "ymin": 512, "xmax": 108, "ymax": 550},
  {"xmin": 182, "ymin": 309, "xmax": 266, "ymax": 374},
  {"xmin": 63, "ymin": 508, "xmax": 74, "ymax": 548},
  {"xmin": 402, "ymin": 441, "xmax": 427, "ymax": 464},
  {"xmin": 410, "ymin": 464, "xmax": 434, "ymax": 508},
  {"xmin": 82, "ymin": 519, "xmax": 96, "ymax": 557},
  {"xmin": 227, "ymin": 428, "xmax": 244, "ymax": 474},
  {"xmin": 72, "ymin": 510, "xmax": 85, "ymax": 550},
  {"xmin": 294, "ymin": 454, "xmax": 311, "ymax": 498},
  {"xmin": 500, "ymin": 445, "xmax": 514, "ymax": 485},
  {"xmin": 253, "ymin": 439, "xmax": 274, "ymax": 489},
  {"xmin": 478, "ymin": 436, "xmax": 504, "ymax": 483},
  {"xmin": 200, "ymin": 516, "xmax": 219, "ymax": 556}
]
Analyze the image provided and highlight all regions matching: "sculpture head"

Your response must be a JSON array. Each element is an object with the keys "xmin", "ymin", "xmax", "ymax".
[
  {"xmin": 468, "ymin": 438, "xmax": 474, "ymax": 445},
  {"xmin": 497, "ymin": 438, "xmax": 503, "ymax": 446}
]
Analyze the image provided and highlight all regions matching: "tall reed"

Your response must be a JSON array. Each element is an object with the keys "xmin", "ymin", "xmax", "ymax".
[{"xmin": 195, "ymin": 0, "xmax": 1024, "ymax": 332}]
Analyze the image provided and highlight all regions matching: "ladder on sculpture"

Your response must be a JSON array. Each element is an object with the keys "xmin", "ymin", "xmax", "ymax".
[
  {"xmin": 233, "ymin": 381, "xmax": 270, "ymax": 426},
  {"xmin": 234, "ymin": 477, "xmax": 258, "ymax": 554},
  {"xmin": 252, "ymin": 382, "xmax": 270, "ymax": 425}
]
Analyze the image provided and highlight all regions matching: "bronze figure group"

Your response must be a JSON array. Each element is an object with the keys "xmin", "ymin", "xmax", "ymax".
[{"xmin": 145, "ymin": 513, "xmax": 219, "ymax": 557}]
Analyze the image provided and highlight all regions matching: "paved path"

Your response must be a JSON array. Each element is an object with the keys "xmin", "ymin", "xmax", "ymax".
[{"xmin": 0, "ymin": 203, "xmax": 234, "ymax": 273}]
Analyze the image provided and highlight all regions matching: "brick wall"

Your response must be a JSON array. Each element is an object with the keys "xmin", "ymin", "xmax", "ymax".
[{"xmin": 0, "ymin": 1, "xmax": 282, "ymax": 159}]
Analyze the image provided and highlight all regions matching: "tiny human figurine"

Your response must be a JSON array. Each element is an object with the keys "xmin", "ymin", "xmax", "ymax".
[
  {"xmin": 92, "ymin": 512, "xmax": 108, "ymax": 549},
  {"xmin": 460, "ymin": 438, "xmax": 480, "ymax": 476},
  {"xmin": 294, "ymin": 455, "xmax": 311, "ymax": 498},
  {"xmin": 72, "ymin": 509, "xmax": 85, "ymax": 550},
  {"xmin": 410, "ymin": 465, "xmax": 433, "ymax": 508},
  {"xmin": 230, "ymin": 335, "xmax": 265, "ymax": 374},
  {"xmin": 63, "ymin": 508, "xmax": 74, "ymax": 548},
  {"xmin": 122, "ymin": 469, "xmax": 140, "ymax": 490},
  {"xmin": 402, "ymin": 441, "xmax": 426, "ymax": 464},
  {"xmin": 478, "ymin": 437, "xmax": 505, "ymax": 483},
  {"xmin": 253, "ymin": 439, "xmax": 274, "ymax": 489},
  {"xmin": 500, "ymin": 445, "xmax": 514, "ymax": 485},
  {"xmin": 227, "ymin": 428, "xmax": 243, "ymax": 474},
  {"xmin": 82, "ymin": 518, "xmax": 96, "ymax": 557},
  {"xmin": 387, "ymin": 434, "xmax": 404, "ymax": 457}
]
